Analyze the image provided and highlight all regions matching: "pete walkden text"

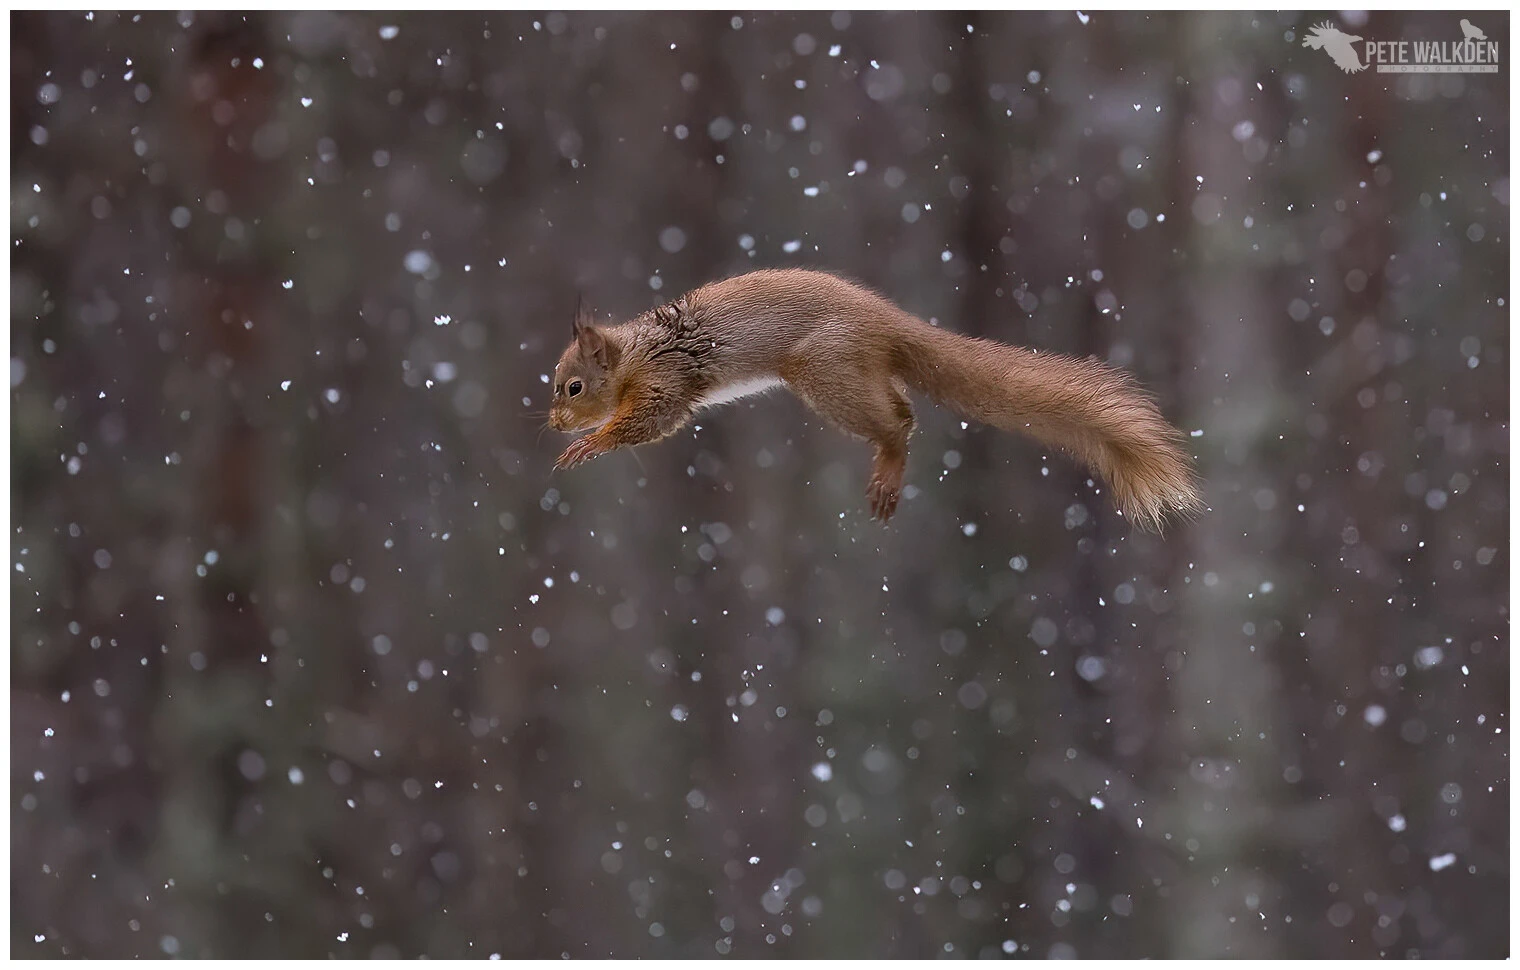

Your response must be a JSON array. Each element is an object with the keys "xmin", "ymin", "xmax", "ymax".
[{"xmin": 1366, "ymin": 39, "xmax": 1501, "ymax": 74}]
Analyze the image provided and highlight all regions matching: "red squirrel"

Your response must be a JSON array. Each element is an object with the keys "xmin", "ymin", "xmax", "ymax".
[{"xmin": 548, "ymin": 268, "xmax": 1201, "ymax": 530}]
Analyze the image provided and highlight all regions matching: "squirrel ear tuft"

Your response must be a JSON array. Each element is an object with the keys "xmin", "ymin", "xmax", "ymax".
[
  {"xmin": 572, "ymin": 294, "xmax": 593, "ymax": 337},
  {"xmin": 572, "ymin": 295, "xmax": 617, "ymax": 368}
]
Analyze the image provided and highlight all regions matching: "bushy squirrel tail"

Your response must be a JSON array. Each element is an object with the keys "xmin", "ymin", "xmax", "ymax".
[{"xmin": 893, "ymin": 322, "xmax": 1202, "ymax": 531}]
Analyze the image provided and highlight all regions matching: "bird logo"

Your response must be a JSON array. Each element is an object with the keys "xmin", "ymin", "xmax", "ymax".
[
  {"xmin": 1302, "ymin": 21, "xmax": 1368, "ymax": 73},
  {"xmin": 1459, "ymin": 19, "xmax": 1487, "ymax": 41}
]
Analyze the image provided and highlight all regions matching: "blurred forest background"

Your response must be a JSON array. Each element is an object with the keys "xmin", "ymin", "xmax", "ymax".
[{"xmin": 10, "ymin": 9, "xmax": 1509, "ymax": 959}]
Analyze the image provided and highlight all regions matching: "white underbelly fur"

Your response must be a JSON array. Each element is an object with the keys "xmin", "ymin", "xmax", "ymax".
[{"xmin": 695, "ymin": 376, "xmax": 784, "ymax": 410}]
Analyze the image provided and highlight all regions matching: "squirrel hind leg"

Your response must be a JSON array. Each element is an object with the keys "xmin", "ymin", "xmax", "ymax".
[
  {"xmin": 867, "ymin": 391, "xmax": 914, "ymax": 522},
  {"xmin": 781, "ymin": 359, "xmax": 915, "ymax": 522}
]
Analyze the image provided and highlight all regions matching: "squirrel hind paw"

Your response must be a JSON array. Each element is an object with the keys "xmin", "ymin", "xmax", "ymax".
[{"xmin": 866, "ymin": 477, "xmax": 901, "ymax": 522}]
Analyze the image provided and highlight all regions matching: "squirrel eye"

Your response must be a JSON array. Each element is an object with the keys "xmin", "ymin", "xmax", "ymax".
[{"xmin": 567, "ymin": 380, "xmax": 583, "ymax": 397}]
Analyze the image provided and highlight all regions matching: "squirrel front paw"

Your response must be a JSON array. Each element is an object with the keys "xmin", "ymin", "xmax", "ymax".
[{"xmin": 555, "ymin": 435, "xmax": 609, "ymax": 470}]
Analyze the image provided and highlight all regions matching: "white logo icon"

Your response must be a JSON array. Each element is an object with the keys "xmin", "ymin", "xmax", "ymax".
[{"xmin": 1302, "ymin": 21, "xmax": 1367, "ymax": 73}]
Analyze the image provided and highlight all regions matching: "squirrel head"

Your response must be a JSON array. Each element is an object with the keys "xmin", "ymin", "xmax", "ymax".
[{"xmin": 549, "ymin": 303, "xmax": 621, "ymax": 432}]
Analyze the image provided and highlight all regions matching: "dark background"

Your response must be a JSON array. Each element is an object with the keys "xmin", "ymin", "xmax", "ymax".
[{"xmin": 10, "ymin": 10, "xmax": 1509, "ymax": 958}]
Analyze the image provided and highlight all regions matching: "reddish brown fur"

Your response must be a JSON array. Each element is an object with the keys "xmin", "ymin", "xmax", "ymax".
[{"xmin": 549, "ymin": 269, "xmax": 1202, "ymax": 530}]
